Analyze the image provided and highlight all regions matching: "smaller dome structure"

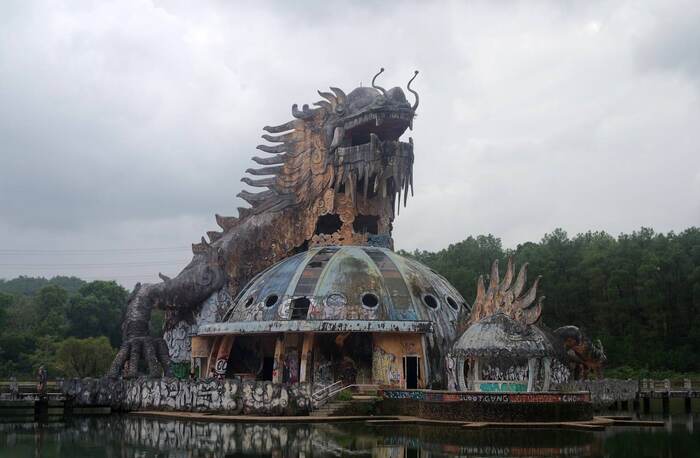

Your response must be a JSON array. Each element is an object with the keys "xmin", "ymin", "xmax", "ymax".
[
  {"xmin": 451, "ymin": 313, "xmax": 556, "ymax": 360},
  {"xmin": 447, "ymin": 258, "xmax": 569, "ymax": 393}
]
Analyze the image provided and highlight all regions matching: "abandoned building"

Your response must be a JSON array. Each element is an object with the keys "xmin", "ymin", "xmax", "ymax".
[{"xmin": 190, "ymin": 245, "xmax": 468, "ymax": 390}]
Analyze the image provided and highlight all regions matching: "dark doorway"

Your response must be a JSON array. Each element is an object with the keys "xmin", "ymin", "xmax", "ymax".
[
  {"xmin": 405, "ymin": 356, "xmax": 418, "ymax": 389},
  {"xmin": 262, "ymin": 357, "xmax": 274, "ymax": 381},
  {"xmin": 291, "ymin": 297, "xmax": 311, "ymax": 320}
]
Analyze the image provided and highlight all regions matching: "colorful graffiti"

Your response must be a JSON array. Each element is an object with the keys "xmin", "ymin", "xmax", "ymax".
[{"xmin": 380, "ymin": 389, "xmax": 591, "ymax": 404}]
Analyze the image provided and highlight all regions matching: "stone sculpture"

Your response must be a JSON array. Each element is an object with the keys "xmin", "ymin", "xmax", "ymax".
[
  {"xmin": 553, "ymin": 326, "xmax": 607, "ymax": 379},
  {"xmin": 109, "ymin": 69, "xmax": 419, "ymax": 377}
]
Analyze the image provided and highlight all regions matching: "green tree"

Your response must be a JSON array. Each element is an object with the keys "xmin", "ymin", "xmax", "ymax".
[{"xmin": 55, "ymin": 336, "xmax": 116, "ymax": 378}]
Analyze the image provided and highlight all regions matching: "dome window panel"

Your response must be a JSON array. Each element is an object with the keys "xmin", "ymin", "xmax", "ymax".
[
  {"xmin": 446, "ymin": 296, "xmax": 459, "ymax": 311},
  {"xmin": 422, "ymin": 294, "xmax": 439, "ymax": 310},
  {"xmin": 325, "ymin": 293, "xmax": 347, "ymax": 307},
  {"xmin": 361, "ymin": 292, "xmax": 380, "ymax": 308},
  {"xmin": 264, "ymin": 294, "xmax": 279, "ymax": 308}
]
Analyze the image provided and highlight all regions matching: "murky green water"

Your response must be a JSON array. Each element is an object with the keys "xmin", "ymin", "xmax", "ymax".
[{"xmin": 1, "ymin": 411, "xmax": 699, "ymax": 457}]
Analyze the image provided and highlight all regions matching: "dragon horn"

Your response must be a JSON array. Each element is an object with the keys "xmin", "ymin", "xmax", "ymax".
[
  {"xmin": 371, "ymin": 67, "xmax": 387, "ymax": 96},
  {"xmin": 407, "ymin": 70, "xmax": 419, "ymax": 111},
  {"xmin": 317, "ymin": 90, "xmax": 336, "ymax": 104}
]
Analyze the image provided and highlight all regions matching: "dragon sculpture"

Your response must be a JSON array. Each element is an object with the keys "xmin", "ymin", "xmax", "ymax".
[
  {"xmin": 108, "ymin": 69, "xmax": 419, "ymax": 378},
  {"xmin": 553, "ymin": 326, "xmax": 607, "ymax": 379},
  {"xmin": 454, "ymin": 258, "xmax": 606, "ymax": 381}
]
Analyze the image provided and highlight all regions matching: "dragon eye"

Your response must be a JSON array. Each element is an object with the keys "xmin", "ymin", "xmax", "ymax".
[
  {"xmin": 335, "ymin": 104, "xmax": 345, "ymax": 114},
  {"xmin": 375, "ymin": 95, "xmax": 387, "ymax": 106}
]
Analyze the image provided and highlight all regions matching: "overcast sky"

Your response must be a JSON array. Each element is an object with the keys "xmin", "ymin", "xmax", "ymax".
[{"xmin": 1, "ymin": 0, "xmax": 699, "ymax": 287}]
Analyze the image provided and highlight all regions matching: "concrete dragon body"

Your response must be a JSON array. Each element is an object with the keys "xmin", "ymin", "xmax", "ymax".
[{"xmin": 108, "ymin": 69, "xmax": 419, "ymax": 378}]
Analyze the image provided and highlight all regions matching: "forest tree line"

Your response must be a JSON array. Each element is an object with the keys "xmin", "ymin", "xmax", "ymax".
[
  {"xmin": 402, "ymin": 227, "xmax": 700, "ymax": 378},
  {"xmin": 1, "ymin": 226, "xmax": 698, "ymax": 379}
]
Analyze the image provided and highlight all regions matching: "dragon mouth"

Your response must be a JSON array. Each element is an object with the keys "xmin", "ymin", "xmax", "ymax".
[
  {"xmin": 331, "ymin": 108, "xmax": 414, "ymax": 158},
  {"xmin": 330, "ymin": 108, "xmax": 415, "ymax": 206}
]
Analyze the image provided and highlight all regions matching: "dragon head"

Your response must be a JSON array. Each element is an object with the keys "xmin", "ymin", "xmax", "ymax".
[{"xmin": 234, "ymin": 69, "xmax": 419, "ymax": 248}]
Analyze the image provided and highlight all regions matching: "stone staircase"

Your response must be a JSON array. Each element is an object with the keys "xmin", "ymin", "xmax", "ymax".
[{"xmin": 309, "ymin": 397, "xmax": 378, "ymax": 417}]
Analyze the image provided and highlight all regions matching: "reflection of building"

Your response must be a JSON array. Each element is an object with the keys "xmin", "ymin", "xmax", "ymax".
[{"xmin": 191, "ymin": 246, "xmax": 467, "ymax": 390}]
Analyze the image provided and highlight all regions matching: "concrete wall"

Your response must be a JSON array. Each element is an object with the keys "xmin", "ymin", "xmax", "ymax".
[
  {"xmin": 60, "ymin": 377, "xmax": 311, "ymax": 416},
  {"xmin": 372, "ymin": 333, "xmax": 425, "ymax": 388},
  {"xmin": 378, "ymin": 390, "xmax": 593, "ymax": 422},
  {"xmin": 562, "ymin": 379, "xmax": 638, "ymax": 405}
]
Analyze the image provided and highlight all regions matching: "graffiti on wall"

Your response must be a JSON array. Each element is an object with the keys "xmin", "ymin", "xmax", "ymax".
[
  {"xmin": 372, "ymin": 346, "xmax": 398, "ymax": 385},
  {"xmin": 62, "ymin": 377, "xmax": 312, "ymax": 415},
  {"xmin": 380, "ymin": 389, "xmax": 591, "ymax": 404}
]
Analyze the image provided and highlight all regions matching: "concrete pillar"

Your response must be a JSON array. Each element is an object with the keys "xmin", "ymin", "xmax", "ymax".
[
  {"xmin": 542, "ymin": 357, "xmax": 552, "ymax": 392},
  {"xmin": 214, "ymin": 335, "xmax": 235, "ymax": 377},
  {"xmin": 472, "ymin": 358, "xmax": 480, "ymax": 391},
  {"xmin": 527, "ymin": 358, "xmax": 539, "ymax": 393},
  {"xmin": 299, "ymin": 332, "xmax": 315, "ymax": 383},
  {"xmin": 272, "ymin": 336, "xmax": 285, "ymax": 383}
]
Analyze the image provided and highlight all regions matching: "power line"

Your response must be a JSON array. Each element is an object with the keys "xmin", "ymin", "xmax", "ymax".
[
  {"xmin": 0, "ymin": 260, "xmax": 184, "ymax": 268},
  {"xmin": 0, "ymin": 246, "xmax": 190, "ymax": 255}
]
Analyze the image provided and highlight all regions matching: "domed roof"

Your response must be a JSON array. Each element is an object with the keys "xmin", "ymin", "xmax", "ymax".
[
  {"xmin": 451, "ymin": 313, "xmax": 556, "ymax": 359},
  {"xmin": 197, "ymin": 246, "xmax": 468, "ymax": 337}
]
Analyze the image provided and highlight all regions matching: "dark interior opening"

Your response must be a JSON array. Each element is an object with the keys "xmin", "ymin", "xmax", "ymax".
[
  {"xmin": 265, "ymin": 294, "xmax": 278, "ymax": 308},
  {"xmin": 291, "ymin": 297, "xmax": 311, "ymax": 320},
  {"xmin": 361, "ymin": 292, "xmax": 379, "ymax": 308},
  {"xmin": 348, "ymin": 118, "xmax": 408, "ymax": 146},
  {"xmin": 423, "ymin": 294, "xmax": 438, "ymax": 309},
  {"xmin": 262, "ymin": 357, "xmax": 274, "ymax": 381},
  {"xmin": 405, "ymin": 356, "xmax": 418, "ymax": 389},
  {"xmin": 290, "ymin": 240, "xmax": 309, "ymax": 255},
  {"xmin": 353, "ymin": 214, "xmax": 379, "ymax": 234},
  {"xmin": 355, "ymin": 175, "xmax": 378, "ymax": 198},
  {"xmin": 314, "ymin": 213, "xmax": 343, "ymax": 235},
  {"xmin": 446, "ymin": 296, "xmax": 458, "ymax": 310}
]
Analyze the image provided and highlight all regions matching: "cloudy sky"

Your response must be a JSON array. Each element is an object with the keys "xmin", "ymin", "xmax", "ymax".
[{"xmin": 1, "ymin": 0, "xmax": 698, "ymax": 287}]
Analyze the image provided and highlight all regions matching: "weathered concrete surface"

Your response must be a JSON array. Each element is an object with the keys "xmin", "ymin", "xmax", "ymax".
[
  {"xmin": 60, "ymin": 378, "xmax": 311, "ymax": 416},
  {"xmin": 561, "ymin": 379, "xmax": 638, "ymax": 405}
]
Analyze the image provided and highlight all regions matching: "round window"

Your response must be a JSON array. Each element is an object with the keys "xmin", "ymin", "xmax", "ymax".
[
  {"xmin": 423, "ymin": 294, "xmax": 439, "ymax": 309},
  {"xmin": 361, "ymin": 292, "xmax": 379, "ymax": 308},
  {"xmin": 264, "ymin": 294, "xmax": 279, "ymax": 308},
  {"xmin": 325, "ymin": 293, "xmax": 347, "ymax": 307},
  {"xmin": 244, "ymin": 296, "xmax": 255, "ymax": 308},
  {"xmin": 446, "ymin": 296, "xmax": 459, "ymax": 311}
]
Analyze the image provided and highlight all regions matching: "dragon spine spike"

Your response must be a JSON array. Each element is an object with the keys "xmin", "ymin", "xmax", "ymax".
[
  {"xmin": 512, "ymin": 262, "xmax": 528, "ymax": 297},
  {"xmin": 252, "ymin": 155, "xmax": 286, "ymax": 165},
  {"xmin": 237, "ymin": 190, "xmax": 276, "ymax": 204},
  {"xmin": 158, "ymin": 272, "xmax": 171, "ymax": 282},
  {"xmin": 236, "ymin": 207, "xmax": 252, "ymax": 219},
  {"xmin": 263, "ymin": 120, "xmax": 299, "ymax": 133},
  {"xmin": 246, "ymin": 166, "xmax": 282, "ymax": 176},
  {"xmin": 499, "ymin": 257, "xmax": 514, "ymax": 293},
  {"xmin": 329, "ymin": 87, "xmax": 346, "ymax": 103},
  {"xmin": 241, "ymin": 176, "xmax": 276, "ymax": 188},
  {"xmin": 256, "ymin": 144, "xmax": 289, "ymax": 154},
  {"xmin": 262, "ymin": 133, "xmax": 295, "ymax": 143},
  {"xmin": 215, "ymin": 214, "xmax": 238, "ymax": 231},
  {"xmin": 317, "ymin": 90, "xmax": 336, "ymax": 104},
  {"xmin": 513, "ymin": 275, "xmax": 541, "ymax": 310},
  {"xmin": 313, "ymin": 100, "xmax": 332, "ymax": 111},
  {"xmin": 487, "ymin": 259, "xmax": 499, "ymax": 296},
  {"xmin": 207, "ymin": 231, "xmax": 222, "ymax": 242}
]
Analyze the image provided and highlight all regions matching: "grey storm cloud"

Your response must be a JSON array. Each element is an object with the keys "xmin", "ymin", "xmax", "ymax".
[{"xmin": 0, "ymin": 0, "xmax": 699, "ymax": 286}]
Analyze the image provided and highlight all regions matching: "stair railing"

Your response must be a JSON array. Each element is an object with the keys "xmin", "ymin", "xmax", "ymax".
[{"xmin": 311, "ymin": 382, "xmax": 379, "ymax": 409}]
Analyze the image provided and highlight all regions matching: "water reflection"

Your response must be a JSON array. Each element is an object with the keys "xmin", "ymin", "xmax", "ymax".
[{"xmin": 0, "ymin": 413, "xmax": 698, "ymax": 457}]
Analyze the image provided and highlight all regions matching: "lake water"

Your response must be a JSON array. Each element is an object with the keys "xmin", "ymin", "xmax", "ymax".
[{"xmin": 1, "ymin": 410, "xmax": 699, "ymax": 457}]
